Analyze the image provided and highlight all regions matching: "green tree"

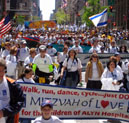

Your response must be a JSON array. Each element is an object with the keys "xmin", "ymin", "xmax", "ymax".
[
  {"xmin": 16, "ymin": 15, "xmax": 25, "ymax": 24},
  {"xmin": 81, "ymin": 0, "xmax": 108, "ymax": 27},
  {"xmin": 55, "ymin": 8, "xmax": 70, "ymax": 24}
]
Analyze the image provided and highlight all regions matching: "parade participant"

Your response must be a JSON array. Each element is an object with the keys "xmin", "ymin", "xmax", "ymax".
[
  {"xmin": 85, "ymin": 53, "xmax": 104, "ymax": 89},
  {"xmin": 60, "ymin": 48, "xmax": 82, "ymax": 87},
  {"xmin": 101, "ymin": 59, "xmax": 123, "ymax": 91},
  {"xmin": 109, "ymin": 56, "xmax": 123, "ymax": 78},
  {"xmin": 108, "ymin": 40, "xmax": 119, "ymax": 53},
  {"xmin": 98, "ymin": 46, "xmax": 108, "ymax": 53},
  {"xmin": 49, "ymin": 34, "xmax": 57, "ymax": 44},
  {"xmin": 119, "ymin": 44, "xmax": 128, "ymax": 53},
  {"xmin": 89, "ymin": 38, "xmax": 100, "ymax": 53},
  {"xmin": 64, "ymin": 40, "xmax": 71, "ymax": 51},
  {"xmin": 114, "ymin": 52, "xmax": 124, "ymax": 69},
  {"xmin": 124, "ymin": 63, "xmax": 129, "ymax": 91},
  {"xmin": 24, "ymin": 48, "xmax": 37, "ymax": 66},
  {"xmin": 19, "ymin": 40, "xmax": 29, "ymax": 62},
  {"xmin": 57, "ymin": 46, "xmax": 68, "ymax": 73},
  {"xmin": 1, "ymin": 42, "xmax": 11, "ymax": 59},
  {"xmin": 33, "ymin": 45, "xmax": 54, "ymax": 84},
  {"xmin": 57, "ymin": 38, "xmax": 64, "ymax": 45},
  {"xmin": 71, "ymin": 39, "xmax": 83, "ymax": 53},
  {"xmin": 33, "ymin": 100, "xmax": 62, "ymax": 123},
  {"xmin": 0, "ymin": 58, "xmax": 25, "ymax": 123},
  {"xmin": 46, "ymin": 43, "xmax": 57, "ymax": 62},
  {"xmin": 6, "ymin": 46, "xmax": 17, "ymax": 79},
  {"xmin": 55, "ymin": 46, "xmax": 68, "ymax": 84},
  {"xmin": 17, "ymin": 40, "xmax": 29, "ymax": 78},
  {"xmin": 16, "ymin": 66, "xmax": 35, "ymax": 83}
]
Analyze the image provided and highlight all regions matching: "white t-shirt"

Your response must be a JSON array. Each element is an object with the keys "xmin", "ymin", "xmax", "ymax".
[
  {"xmin": 89, "ymin": 46, "xmax": 100, "ymax": 53},
  {"xmin": 63, "ymin": 58, "xmax": 82, "ymax": 72},
  {"xmin": 24, "ymin": 56, "xmax": 33, "ymax": 66},
  {"xmin": 6, "ymin": 55, "xmax": 17, "ymax": 76},
  {"xmin": 2, "ymin": 49, "xmax": 10, "ymax": 59},
  {"xmin": 19, "ymin": 47, "xmax": 29, "ymax": 61},
  {"xmin": 33, "ymin": 54, "xmax": 53, "ymax": 73},
  {"xmin": 108, "ymin": 46, "xmax": 118, "ymax": 53},
  {"xmin": 101, "ymin": 67, "xmax": 123, "ymax": 91},
  {"xmin": 33, "ymin": 116, "xmax": 62, "ymax": 123},
  {"xmin": 72, "ymin": 45, "xmax": 83, "ymax": 53},
  {"xmin": 46, "ymin": 48, "xmax": 57, "ymax": 57},
  {"xmin": 89, "ymin": 62, "xmax": 99, "ymax": 80},
  {"xmin": 16, "ymin": 77, "xmax": 35, "ymax": 83},
  {"xmin": 0, "ymin": 76, "xmax": 10, "ymax": 123},
  {"xmin": 57, "ymin": 52, "xmax": 67, "ymax": 63}
]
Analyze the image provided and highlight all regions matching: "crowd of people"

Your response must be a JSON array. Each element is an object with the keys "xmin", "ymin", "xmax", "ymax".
[{"xmin": 0, "ymin": 27, "xmax": 129, "ymax": 122}]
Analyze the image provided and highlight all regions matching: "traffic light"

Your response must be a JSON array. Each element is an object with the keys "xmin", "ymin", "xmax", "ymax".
[{"xmin": 109, "ymin": 6, "xmax": 113, "ymax": 12}]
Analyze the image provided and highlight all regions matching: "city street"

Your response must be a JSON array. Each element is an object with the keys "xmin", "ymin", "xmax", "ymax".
[{"xmin": 1, "ymin": 0, "xmax": 129, "ymax": 123}]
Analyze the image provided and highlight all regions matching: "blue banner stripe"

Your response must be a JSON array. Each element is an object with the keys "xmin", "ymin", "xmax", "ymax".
[
  {"xmin": 89, "ymin": 9, "xmax": 107, "ymax": 20},
  {"xmin": 97, "ymin": 21, "xmax": 107, "ymax": 26}
]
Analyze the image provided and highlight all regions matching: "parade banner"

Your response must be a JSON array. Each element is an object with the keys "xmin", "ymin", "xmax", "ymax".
[
  {"xmin": 77, "ymin": 53, "xmax": 129, "ymax": 71},
  {"xmin": 28, "ymin": 21, "xmax": 56, "ymax": 29},
  {"xmin": 20, "ymin": 83, "xmax": 129, "ymax": 122},
  {"xmin": 52, "ymin": 44, "xmax": 91, "ymax": 53}
]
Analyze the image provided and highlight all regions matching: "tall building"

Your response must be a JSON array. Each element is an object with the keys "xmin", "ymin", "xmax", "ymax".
[
  {"xmin": 114, "ymin": 0, "xmax": 129, "ymax": 29},
  {"xmin": 55, "ymin": 0, "xmax": 62, "ymax": 12},
  {"xmin": 64, "ymin": 0, "xmax": 85, "ymax": 24},
  {"xmin": 3, "ymin": 0, "xmax": 41, "ymax": 21},
  {"xmin": 31, "ymin": 0, "xmax": 42, "ymax": 20},
  {"xmin": 0, "ymin": 0, "xmax": 5, "ymax": 19},
  {"xmin": 100, "ymin": 0, "xmax": 108, "ymax": 6}
]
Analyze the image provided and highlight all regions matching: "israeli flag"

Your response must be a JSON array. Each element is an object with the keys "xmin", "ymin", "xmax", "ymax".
[{"xmin": 89, "ymin": 8, "xmax": 108, "ymax": 27}]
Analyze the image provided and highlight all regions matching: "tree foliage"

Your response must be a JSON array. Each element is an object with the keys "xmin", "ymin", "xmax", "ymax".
[
  {"xmin": 55, "ymin": 9, "xmax": 70, "ymax": 24},
  {"xmin": 81, "ymin": 0, "xmax": 108, "ymax": 27},
  {"xmin": 16, "ymin": 15, "xmax": 25, "ymax": 24}
]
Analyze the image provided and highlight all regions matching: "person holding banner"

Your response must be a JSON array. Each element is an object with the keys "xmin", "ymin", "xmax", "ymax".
[
  {"xmin": 0, "ymin": 58, "xmax": 25, "ymax": 123},
  {"xmin": 101, "ymin": 59, "xmax": 123, "ymax": 91},
  {"xmin": 24, "ymin": 48, "xmax": 37, "ymax": 66},
  {"xmin": 16, "ymin": 66, "xmax": 35, "ymax": 83},
  {"xmin": 33, "ymin": 100, "xmax": 62, "ymax": 123},
  {"xmin": 85, "ymin": 53, "xmax": 104, "ymax": 89},
  {"xmin": 60, "ymin": 48, "xmax": 82, "ymax": 87}
]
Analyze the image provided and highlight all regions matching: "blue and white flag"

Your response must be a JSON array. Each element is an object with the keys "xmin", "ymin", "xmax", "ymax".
[{"xmin": 89, "ymin": 8, "xmax": 108, "ymax": 27}]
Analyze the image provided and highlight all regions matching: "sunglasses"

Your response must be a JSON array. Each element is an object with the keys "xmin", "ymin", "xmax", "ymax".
[{"xmin": 92, "ymin": 56, "xmax": 98, "ymax": 58}]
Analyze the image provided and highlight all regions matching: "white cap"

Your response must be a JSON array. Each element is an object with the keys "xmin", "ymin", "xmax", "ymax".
[{"xmin": 39, "ymin": 45, "xmax": 46, "ymax": 51}]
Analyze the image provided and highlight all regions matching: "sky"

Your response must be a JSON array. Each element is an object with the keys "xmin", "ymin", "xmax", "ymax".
[{"xmin": 40, "ymin": 0, "xmax": 55, "ymax": 20}]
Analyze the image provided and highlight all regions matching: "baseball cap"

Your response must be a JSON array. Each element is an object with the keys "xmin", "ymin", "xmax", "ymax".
[
  {"xmin": 39, "ymin": 45, "xmax": 46, "ymax": 51},
  {"xmin": 41, "ymin": 100, "xmax": 53, "ymax": 108},
  {"xmin": 20, "ymin": 40, "xmax": 27, "ymax": 44}
]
